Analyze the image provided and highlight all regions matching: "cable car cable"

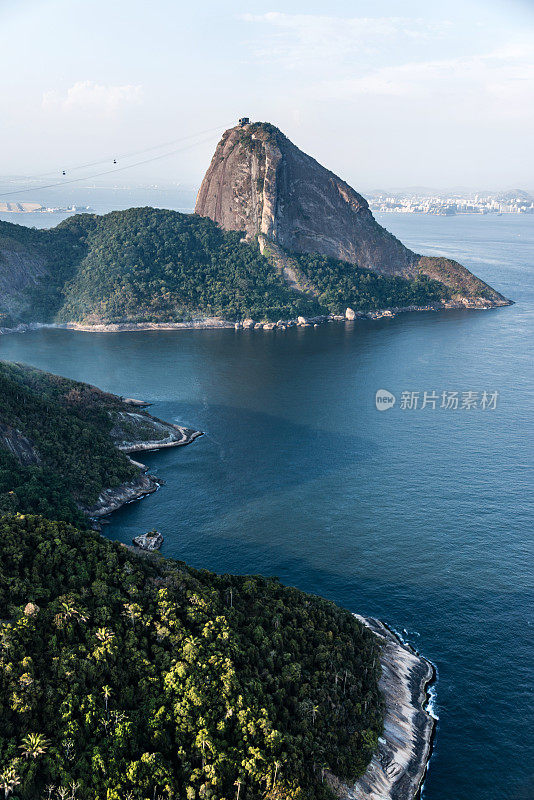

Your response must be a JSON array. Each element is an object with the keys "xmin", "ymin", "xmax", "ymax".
[{"xmin": 0, "ymin": 133, "xmax": 220, "ymax": 198}]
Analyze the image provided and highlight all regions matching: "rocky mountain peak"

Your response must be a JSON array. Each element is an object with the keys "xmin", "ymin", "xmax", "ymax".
[
  {"xmin": 195, "ymin": 120, "xmax": 417, "ymax": 276},
  {"xmin": 195, "ymin": 120, "xmax": 508, "ymax": 304}
]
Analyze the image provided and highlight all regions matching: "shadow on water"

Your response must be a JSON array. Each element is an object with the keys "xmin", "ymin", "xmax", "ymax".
[{"xmin": 106, "ymin": 398, "xmax": 376, "ymax": 539}]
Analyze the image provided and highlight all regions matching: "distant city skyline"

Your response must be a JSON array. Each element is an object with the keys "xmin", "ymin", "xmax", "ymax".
[{"xmin": 1, "ymin": 0, "xmax": 533, "ymax": 191}]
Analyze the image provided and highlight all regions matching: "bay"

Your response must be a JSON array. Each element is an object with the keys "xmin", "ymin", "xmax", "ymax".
[{"xmin": 1, "ymin": 212, "xmax": 532, "ymax": 800}]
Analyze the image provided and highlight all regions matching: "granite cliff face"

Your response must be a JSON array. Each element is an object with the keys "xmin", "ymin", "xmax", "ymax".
[
  {"xmin": 0, "ymin": 221, "xmax": 82, "ymax": 325},
  {"xmin": 195, "ymin": 121, "xmax": 508, "ymax": 304},
  {"xmin": 0, "ymin": 233, "xmax": 49, "ymax": 321}
]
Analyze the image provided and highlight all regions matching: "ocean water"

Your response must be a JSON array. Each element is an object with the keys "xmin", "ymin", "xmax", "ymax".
[
  {"xmin": 0, "ymin": 185, "xmax": 197, "ymax": 230},
  {"xmin": 1, "ymin": 213, "xmax": 532, "ymax": 800}
]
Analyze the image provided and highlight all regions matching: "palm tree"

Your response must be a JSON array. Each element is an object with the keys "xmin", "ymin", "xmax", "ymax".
[
  {"xmin": 122, "ymin": 602, "xmax": 141, "ymax": 629},
  {"xmin": 102, "ymin": 685, "xmax": 112, "ymax": 712},
  {"xmin": 197, "ymin": 733, "xmax": 211, "ymax": 769},
  {"xmin": 95, "ymin": 627, "xmax": 114, "ymax": 643},
  {"xmin": 0, "ymin": 767, "xmax": 20, "ymax": 799},
  {"xmin": 19, "ymin": 732, "xmax": 50, "ymax": 759},
  {"xmin": 54, "ymin": 599, "xmax": 88, "ymax": 629},
  {"xmin": 234, "ymin": 778, "xmax": 242, "ymax": 800}
]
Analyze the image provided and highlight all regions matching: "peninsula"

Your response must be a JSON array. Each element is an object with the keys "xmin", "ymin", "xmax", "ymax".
[
  {"xmin": 0, "ymin": 360, "xmax": 201, "ymax": 524},
  {"xmin": 0, "ymin": 122, "xmax": 509, "ymax": 333},
  {"xmin": 0, "ymin": 360, "xmax": 435, "ymax": 800}
]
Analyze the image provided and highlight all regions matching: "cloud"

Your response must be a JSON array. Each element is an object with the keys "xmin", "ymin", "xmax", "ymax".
[
  {"xmin": 42, "ymin": 81, "xmax": 143, "ymax": 112},
  {"xmin": 239, "ymin": 12, "xmax": 451, "ymax": 65},
  {"xmin": 316, "ymin": 44, "xmax": 534, "ymax": 117},
  {"xmin": 239, "ymin": 12, "xmax": 533, "ymax": 122}
]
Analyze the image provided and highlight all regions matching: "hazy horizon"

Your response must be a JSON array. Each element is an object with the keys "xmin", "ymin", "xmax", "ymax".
[{"xmin": 1, "ymin": 0, "xmax": 533, "ymax": 195}]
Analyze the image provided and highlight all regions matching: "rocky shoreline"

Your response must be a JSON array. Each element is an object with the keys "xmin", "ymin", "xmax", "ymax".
[
  {"xmin": 111, "ymin": 411, "xmax": 203, "ymax": 453},
  {"xmin": 86, "ymin": 411, "xmax": 203, "ymax": 519},
  {"xmin": 328, "ymin": 616, "xmax": 436, "ymax": 800},
  {"xmin": 84, "ymin": 472, "xmax": 160, "ymax": 517},
  {"xmin": 0, "ymin": 297, "xmax": 511, "ymax": 336}
]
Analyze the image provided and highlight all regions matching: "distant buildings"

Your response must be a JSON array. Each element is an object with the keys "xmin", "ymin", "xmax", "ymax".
[{"xmin": 368, "ymin": 191, "xmax": 534, "ymax": 215}]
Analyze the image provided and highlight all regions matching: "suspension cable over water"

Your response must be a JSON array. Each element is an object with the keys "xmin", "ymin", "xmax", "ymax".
[{"xmin": 0, "ymin": 124, "xmax": 229, "ymax": 198}]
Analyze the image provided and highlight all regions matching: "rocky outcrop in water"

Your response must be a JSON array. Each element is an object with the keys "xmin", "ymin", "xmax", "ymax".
[
  {"xmin": 195, "ymin": 121, "xmax": 508, "ymax": 304},
  {"xmin": 132, "ymin": 529, "xmax": 164, "ymax": 551}
]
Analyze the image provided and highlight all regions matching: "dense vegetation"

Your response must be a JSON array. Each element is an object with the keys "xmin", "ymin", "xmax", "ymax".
[
  {"xmin": 0, "ymin": 220, "xmax": 86, "ymax": 326},
  {"xmin": 417, "ymin": 255, "xmax": 498, "ymax": 300},
  {"xmin": 0, "ymin": 361, "xmax": 138, "ymax": 524},
  {"xmin": 290, "ymin": 252, "xmax": 450, "ymax": 312},
  {"xmin": 0, "ymin": 207, "xmax": 464, "ymax": 327},
  {"xmin": 0, "ymin": 364, "xmax": 384, "ymax": 798},
  {"xmin": 56, "ymin": 209, "xmax": 324, "ymax": 323},
  {"xmin": 0, "ymin": 514, "xmax": 383, "ymax": 800}
]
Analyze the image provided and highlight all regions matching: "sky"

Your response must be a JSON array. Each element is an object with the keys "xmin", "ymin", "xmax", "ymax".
[{"xmin": 1, "ymin": 0, "xmax": 533, "ymax": 193}]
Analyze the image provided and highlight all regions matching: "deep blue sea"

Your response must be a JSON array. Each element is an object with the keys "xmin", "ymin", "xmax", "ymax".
[{"xmin": 1, "ymin": 213, "xmax": 532, "ymax": 800}]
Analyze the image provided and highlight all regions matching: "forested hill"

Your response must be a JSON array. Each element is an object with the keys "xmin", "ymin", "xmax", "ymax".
[
  {"xmin": 0, "ymin": 206, "xmax": 502, "ymax": 328},
  {"xmin": 0, "ymin": 364, "xmax": 385, "ymax": 798},
  {"xmin": 0, "ymin": 514, "xmax": 383, "ymax": 800},
  {"xmin": 0, "ymin": 361, "xmax": 155, "ymax": 524},
  {"xmin": 0, "ymin": 210, "xmax": 321, "ymax": 326}
]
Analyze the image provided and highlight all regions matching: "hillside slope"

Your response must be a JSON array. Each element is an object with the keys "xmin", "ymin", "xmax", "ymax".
[
  {"xmin": 0, "ymin": 361, "xmax": 199, "ymax": 523},
  {"xmin": 0, "ymin": 220, "xmax": 84, "ymax": 326},
  {"xmin": 0, "ymin": 188, "xmax": 509, "ymax": 328},
  {"xmin": 195, "ymin": 121, "xmax": 509, "ymax": 305},
  {"xmin": 0, "ymin": 514, "xmax": 382, "ymax": 800},
  {"xmin": 55, "ymin": 208, "xmax": 321, "ymax": 323}
]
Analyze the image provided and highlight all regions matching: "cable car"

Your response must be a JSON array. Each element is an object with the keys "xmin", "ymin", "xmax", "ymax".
[
  {"xmin": 113, "ymin": 159, "xmax": 117, "ymax": 164},
  {"xmin": 62, "ymin": 170, "xmax": 66, "ymax": 176}
]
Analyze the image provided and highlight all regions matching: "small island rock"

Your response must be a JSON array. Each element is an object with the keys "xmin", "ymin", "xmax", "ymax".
[{"xmin": 133, "ymin": 529, "xmax": 164, "ymax": 551}]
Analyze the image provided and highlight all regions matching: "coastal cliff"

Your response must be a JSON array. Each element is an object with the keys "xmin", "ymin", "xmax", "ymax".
[
  {"xmin": 195, "ymin": 122, "xmax": 416, "ymax": 276},
  {"xmin": 330, "ymin": 617, "xmax": 435, "ymax": 800},
  {"xmin": 0, "ymin": 361, "xmax": 202, "ymax": 524},
  {"xmin": 196, "ymin": 121, "xmax": 509, "ymax": 306},
  {"xmin": 86, "ymin": 410, "xmax": 203, "ymax": 517}
]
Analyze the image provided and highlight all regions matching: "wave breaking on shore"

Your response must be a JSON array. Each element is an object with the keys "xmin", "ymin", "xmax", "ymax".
[{"xmin": 328, "ymin": 616, "xmax": 436, "ymax": 800}]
